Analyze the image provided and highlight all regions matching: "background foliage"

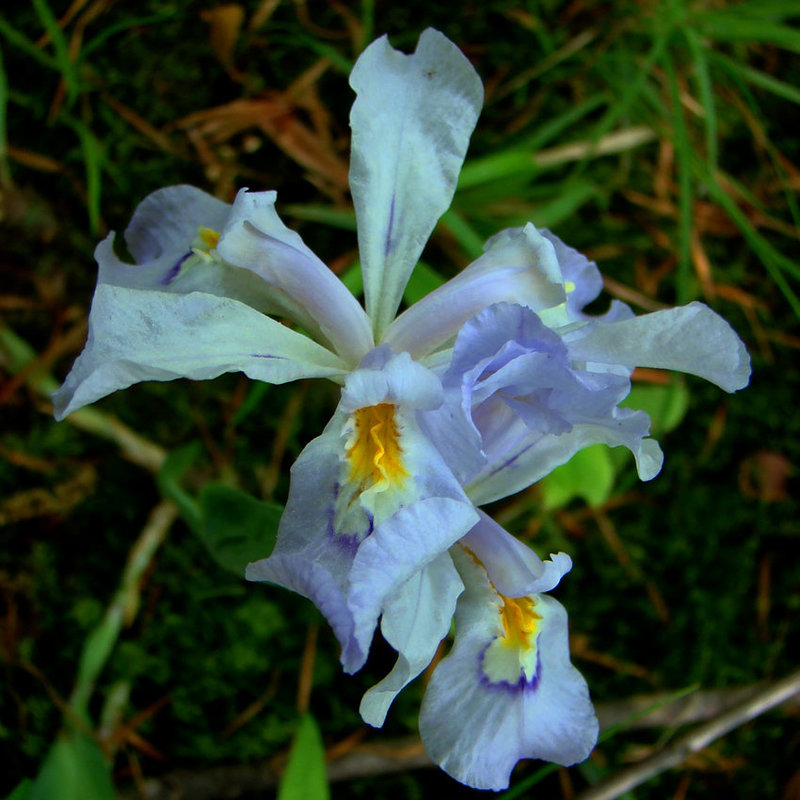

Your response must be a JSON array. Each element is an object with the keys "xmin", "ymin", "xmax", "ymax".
[{"xmin": 1, "ymin": 1, "xmax": 798, "ymax": 798}]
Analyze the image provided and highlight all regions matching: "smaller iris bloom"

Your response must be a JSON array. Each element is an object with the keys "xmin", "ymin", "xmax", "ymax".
[
  {"xmin": 395, "ymin": 233, "xmax": 749, "ymax": 788},
  {"xmin": 52, "ymin": 28, "xmax": 751, "ymax": 792}
]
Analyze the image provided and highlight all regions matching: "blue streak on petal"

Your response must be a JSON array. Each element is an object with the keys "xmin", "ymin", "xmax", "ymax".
[
  {"xmin": 384, "ymin": 195, "xmax": 396, "ymax": 258},
  {"xmin": 161, "ymin": 251, "xmax": 191, "ymax": 285}
]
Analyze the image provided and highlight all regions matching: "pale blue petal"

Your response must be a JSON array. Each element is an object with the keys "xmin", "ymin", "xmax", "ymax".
[
  {"xmin": 52, "ymin": 285, "xmax": 347, "ymax": 419},
  {"xmin": 349, "ymin": 29, "xmax": 483, "ymax": 337},
  {"xmin": 217, "ymin": 189, "xmax": 373, "ymax": 365},
  {"xmin": 383, "ymin": 224, "xmax": 566, "ymax": 358},
  {"xmin": 539, "ymin": 229, "xmax": 633, "ymax": 323},
  {"xmin": 468, "ymin": 415, "xmax": 664, "ymax": 505},
  {"xmin": 419, "ymin": 548, "xmax": 597, "ymax": 791},
  {"xmin": 340, "ymin": 347, "xmax": 442, "ymax": 413},
  {"xmin": 567, "ymin": 302, "xmax": 751, "ymax": 391},
  {"xmin": 359, "ymin": 553, "xmax": 463, "ymax": 727},
  {"xmin": 461, "ymin": 511, "xmax": 572, "ymax": 596},
  {"xmin": 348, "ymin": 498, "xmax": 477, "ymax": 672},
  {"xmin": 245, "ymin": 417, "xmax": 368, "ymax": 669}
]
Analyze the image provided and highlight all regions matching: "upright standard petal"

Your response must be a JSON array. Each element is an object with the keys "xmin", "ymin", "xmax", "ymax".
[
  {"xmin": 247, "ymin": 348, "xmax": 478, "ymax": 673},
  {"xmin": 52, "ymin": 285, "xmax": 348, "ymax": 419},
  {"xmin": 349, "ymin": 28, "xmax": 483, "ymax": 338},
  {"xmin": 419, "ymin": 546, "xmax": 598, "ymax": 791}
]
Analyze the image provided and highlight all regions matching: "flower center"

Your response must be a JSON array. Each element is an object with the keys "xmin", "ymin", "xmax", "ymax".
[
  {"xmin": 164, "ymin": 227, "xmax": 223, "ymax": 286},
  {"xmin": 346, "ymin": 403, "xmax": 408, "ymax": 491}
]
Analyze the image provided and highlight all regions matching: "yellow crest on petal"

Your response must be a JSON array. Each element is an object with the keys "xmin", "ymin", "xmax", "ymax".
[
  {"xmin": 482, "ymin": 593, "xmax": 542, "ymax": 686},
  {"xmin": 498, "ymin": 593, "xmax": 541, "ymax": 649},
  {"xmin": 346, "ymin": 403, "xmax": 409, "ymax": 491}
]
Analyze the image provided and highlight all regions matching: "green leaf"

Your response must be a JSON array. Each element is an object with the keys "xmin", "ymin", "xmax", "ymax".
[
  {"xmin": 623, "ymin": 381, "xmax": 690, "ymax": 436},
  {"xmin": 403, "ymin": 259, "xmax": 445, "ymax": 306},
  {"xmin": 540, "ymin": 444, "xmax": 616, "ymax": 510},
  {"xmin": 277, "ymin": 713, "xmax": 329, "ymax": 800},
  {"xmin": 198, "ymin": 484, "xmax": 282, "ymax": 576},
  {"xmin": 4, "ymin": 780, "xmax": 33, "ymax": 800},
  {"xmin": 156, "ymin": 442, "xmax": 203, "ymax": 533},
  {"xmin": 29, "ymin": 730, "xmax": 116, "ymax": 800}
]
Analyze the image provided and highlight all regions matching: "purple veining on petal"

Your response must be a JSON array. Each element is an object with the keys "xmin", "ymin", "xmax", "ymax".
[
  {"xmin": 477, "ymin": 637, "xmax": 542, "ymax": 694},
  {"xmin": 484, "ymin": 438, "xmax": 536, "ymax": 479},
  {"xmin": 384, "ymin": 195, "xmax": 396, "ymax": 258},
  {"xmin": 161, "ymin": 251, "xmax": 191, "ymax": 285},
  {"xmin": 250, "ymin": 354, "xmax": 285, "ymax": 360}
]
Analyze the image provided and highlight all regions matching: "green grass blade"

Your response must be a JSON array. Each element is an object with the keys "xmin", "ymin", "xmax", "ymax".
[
  {"xmin": 530, "ymin": 179, "xmax": 598, "ymax": 228},
  {"xmin": 31, "ymin": 0, "xmax": 81, "ymax": 105},
  {"xmin": 0, "ymin": 43, "xmax": 10, "ymax": 184},
  {"xmin": 685, "ymin": 30, "xmax": 718, "ymax": 169},
  {"xmin": 63, "ymin": 115, "xmax": 103, "ymax": 234},
  {"xmin": 439, "ymin": 209, "xmax": 486, "ymax": 260},
  {"xmin": 359, "ymin": 0, "xmax": 374, "ymax": 50},
  {"xmin": 694, "ymin": 14, "xmax": 800, "ymax": 54},
  {"xmin": 662, "ymin": 52, "xmax": 694, "ymax": 304},
  {"xmin": 80, "ymin": 12, "xmax": 183, "ymax": 61},
  {"xmin": 569, "ymin": 21, "xmax": 672, "ymax": 181},
  {"xmin": 457, "ymin": 149, "xmax": 539, "ymax": 191},
  {"xmin": 712, "ymin": 51, "xmax": 800, "ymax": 106},
  {"xmin": 283, "ymin": 204, "xmax": 356, "ymax": 230},
  {"xmin": 457, "ymin": 95, "xmax": 606, "ymax": 191},
  {"xmin": 700, "ymin": 165, "xmax": 800, "ymax": 316},
  {"xmin": 0, "ymin": 16, "xmax": 59, "ymax": 69}
]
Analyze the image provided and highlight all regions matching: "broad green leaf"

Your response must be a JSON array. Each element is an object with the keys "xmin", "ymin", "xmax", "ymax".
[
  {"xmin": 403, "ymin": 260, "xmax": 445, "ymax": 306},
  {"xmin": 623, "ymin": 381, "xmax": 690, "ymax": 436},
  {"xmin": 29, "ymin": 731, "xmax": 116, "ymax": 800},
  {"xmin": 540, "ymin": 444, "xmax": 615, "ymax": 510},
  {"xmin": 277, "ymin": 713, "xmax": 329, "ymax": 800},
  {"xmin": 198, "ymin": 484, "xmax": 282, "ymax": 576}
]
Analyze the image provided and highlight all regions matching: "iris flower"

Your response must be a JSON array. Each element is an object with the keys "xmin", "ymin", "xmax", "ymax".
[{"xmin": 53, "ymin": 29, "xmax": 750, "ymax": 790}]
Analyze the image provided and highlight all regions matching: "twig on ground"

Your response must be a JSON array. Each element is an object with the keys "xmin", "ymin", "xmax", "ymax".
[
  {"xmin": 119, "ymin": 676, "xmax": 800, "ymax": 800},
  {"xmin": 575, "ymin": 667, "xmax": 800, "ymax": 800}
]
